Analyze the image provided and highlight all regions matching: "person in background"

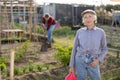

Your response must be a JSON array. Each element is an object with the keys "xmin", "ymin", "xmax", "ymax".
[
  {"xmin": 41, "ymin": 13, "xmax": 56, "ymax": 48},
  {"xmin": 69, "ymin": 9, "xmax": 108, "ymax": 80}
]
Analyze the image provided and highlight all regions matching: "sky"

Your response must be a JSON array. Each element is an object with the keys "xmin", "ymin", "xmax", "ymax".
[{"xmin": 35, "ymin": 0, "xmax": 120, "ymax": 6}]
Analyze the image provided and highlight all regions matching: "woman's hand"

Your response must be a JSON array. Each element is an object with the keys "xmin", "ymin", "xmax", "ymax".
[
  {"xmin": 40, "ymin": 23, "xmax": 44, "ymax": 27},
  {"xmin": 40, "ymin": 23, "xmax": 47, "ymax": 30},
  {"xmin": 69, "ymin": 67, "xmax": 75, "ymax": 74},
  {"xmin": 90, "ymin": 59, "xmax": 99, "ymax": 67}
]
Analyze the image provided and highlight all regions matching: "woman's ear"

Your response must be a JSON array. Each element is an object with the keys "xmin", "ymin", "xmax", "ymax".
[
  {"xmin": 82, "ymin": 18, "xmax": 84, "ymax": 24},
  {"xmin": 94, "ymin": 15, "xmax": 97, "ymax": 23}
]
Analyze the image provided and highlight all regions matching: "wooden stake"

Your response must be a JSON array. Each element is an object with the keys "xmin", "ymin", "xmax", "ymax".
[
  {"xmin": 29, "ymin": 0, "xmax": 33, "ymax": 40},
  {"xmin": 10, "ymin": 50, "xmax": 15, "ymax": 80},
  {"xmin": 10, "ymin": 0, "xmax": 14, "ymax": 28}
]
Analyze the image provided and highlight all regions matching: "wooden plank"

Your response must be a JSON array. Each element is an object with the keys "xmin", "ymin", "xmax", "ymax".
[
  {"xmin": 108, "ymin": 48, "xmax": 120, "ymax": 52},
  {"xmin": 108, "ymin": 48, "xmax": 120, "ymax": 58}
]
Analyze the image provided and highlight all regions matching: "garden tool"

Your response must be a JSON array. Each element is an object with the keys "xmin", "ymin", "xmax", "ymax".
[{"xmin": 40, "ymin": 30, "xmax": 48, "ymax": 52}]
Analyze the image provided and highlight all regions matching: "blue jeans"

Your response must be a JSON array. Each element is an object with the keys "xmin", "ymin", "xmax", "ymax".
[
  {"xmin": 47, "ymin": 25, "xmax": 55, "ymax": 43},
  {"xmin": 75, "ymin": 54, "xmax": 101, "ymax": 80}
]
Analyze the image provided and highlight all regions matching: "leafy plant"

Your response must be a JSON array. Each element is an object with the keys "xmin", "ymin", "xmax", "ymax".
[
  {"xmin": 36, "ymin": 27, "xmax": 44, "ymax": 34},
  {"xmin": 0, "ymin": 63, "xmax": 6, "ymax": 71},
  {"xmin": 14, "ymin": 67, "xmax": 20, "ymax": 75},
  {"xmin": 103, "ymin": 73, "xmax": 111, "ymax": 80},
  {"xmin": 15, "ymin": 40, "xmax": 30, "ymax": 62},
  {"xmin": 28, "ymin": 59, "xmax": 34, "ymax": 72},
  {"xmin": 6, "ymin": 69, "xmax": 10, "ymax": 77},
  {"xmin": 37, "ymin": 64, "xmax": 43, "ymax": 72},
  {"xmin": 14, "ymin": 22, "xmax": 24, "ymax": 29},
  {"xmin": 22, "ymin": 66, "xmax": 28, "ymax": 74},
  {"xmin": 107, "ymin": 43, "xmax": 120, "ymax": 50},
  {"xmin": 20, "ymin": 40, "xmax": 30, "ymax": 53},
  {"xmin": 0, "ymin": 57, "xmax": 8, "ymax": 64},
  {"xmin": 53, "ymin": 44, "xmax": 72, "ymax": 66},
  {"xmin": 28, "ymin": 65, "xmax": 34, "ymax": 72},
  {"xmin": 45, "ymin": 65, "xmax": 50, "ymax": 70}
]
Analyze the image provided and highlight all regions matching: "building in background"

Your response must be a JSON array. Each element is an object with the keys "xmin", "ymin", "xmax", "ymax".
[
  {"xmin": 0, "ymin": 1, "xmax": 95, "ymax": 27},
  {"xmin": 0, "ymin": 0, "xmax": 42, "ymax": 24},
  {"xmin": 43, "ymin": 3, "xmax": 95, "ymax": 27}
]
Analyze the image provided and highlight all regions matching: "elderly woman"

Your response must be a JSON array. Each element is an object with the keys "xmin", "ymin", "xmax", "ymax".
[{"xmin": 69, "ymin": 9, "xmax": 108, "ymax": 80}]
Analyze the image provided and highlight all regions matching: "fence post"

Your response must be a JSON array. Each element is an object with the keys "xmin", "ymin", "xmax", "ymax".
[
  {"xmin": 0, "ymin": 67, "xmax": 1, "ymax": 80},
  {"xmin": 116, "ymin": 51, "xmax": 119, "ymax": 58},
  {"xmin": 10, "ymin": 50, "xmax": 15, "ymax": 80}
]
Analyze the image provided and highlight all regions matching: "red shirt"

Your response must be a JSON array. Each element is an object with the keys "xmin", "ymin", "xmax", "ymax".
[{"xmin": 42, "ymin": 16, "xmax": 56, "ymax": 30}]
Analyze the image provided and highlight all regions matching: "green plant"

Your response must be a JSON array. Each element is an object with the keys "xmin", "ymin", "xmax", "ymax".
[
  {"xmin": 28, "ymin": 65, "xmax": 34, "ymax": 72},
  {"xmin": 107, "ymin": 43, "xmax": 120, "ymax": 50},
  {"xmin": 45, "ymin": 65, "xmax": 50, "ymax": 70},
  {"xmin": 14, "ymin": 22, "xmax": 24, "ymax": 29},
  {"xmin": 111, "ymin": 69, "xmax": 120, "ymax": 79},
  {"xmin": 6, "ymin": 69, "xmax": 10, "ymax": 77},
  {"xmin": 14, "ymin": 66, "xmax": 24, "ymax": 75},
  {"xmin": 0, "ymin": 57, "xmax": 7, "ymax": 64},
  {"xmin": 0, "ymin": 63, "xmax": 6, "ymax": 71},
  {"xmin": 28, "ymin": 59, "xmax": 34, "ymax": 72},
  {"xmin": 37, "ymin": 64, "xmax": 43, "ymax": 72},
  {"xmin": 22, "ymin": 66, "xmax": 28, "ymax": 74},
  {"xmin": 53, "ymin": 44, "xmax": 72, "ymax": 66},
  {"xmin": 21, "ymin": 40, "xmax": 30, "ymax": 52},
  {"xmin": 102, "ymin": 73, "xmax": 111, "ymax": 80},
  {"xmin": 15, "ymin": 52, "xmax": 23, "ymax": 62},
  {"xmin": 14, "ymin": 67, "xmax": 20, "ymax": 75},
  {"xmin": 36, "ymin": 27, "xmax": 44, "ymax": 34},
  {"xmin": 15, "ymin": 40, "xmax": 30, "ymax": 62}
]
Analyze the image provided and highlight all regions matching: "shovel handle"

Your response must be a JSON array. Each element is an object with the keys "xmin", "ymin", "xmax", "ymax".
[{"xmin": 44, "ymin": 30, "xmax": 47, "ymax": 37}]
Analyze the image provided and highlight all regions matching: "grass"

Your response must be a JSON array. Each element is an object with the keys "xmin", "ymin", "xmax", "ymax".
[
  {"xmin": 54, "ymin": 36, "xmax": 74, "ymax": 47},
  {"xmin": 53, "ymin": 26, "xmax": 76, "ymax": 37},
  {"xmin": 53, "ymin": 26, "xmax": 76, "ymax": 47}
]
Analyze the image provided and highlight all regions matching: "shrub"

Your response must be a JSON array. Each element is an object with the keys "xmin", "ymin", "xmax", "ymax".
[
  {"xmin": 0, "ymin": 63, "xmax": 6, "ymax": 71},
  {"xmin": 0, "ymin": 57, "xmax": 7, "ymax": 64},
  {"xmin": 53, "ymin": 44, "xmax": 72, "ymax": 66},
  {"xmin": 36, "ymin": 27, "xmax": 44, "ymax": 34}
]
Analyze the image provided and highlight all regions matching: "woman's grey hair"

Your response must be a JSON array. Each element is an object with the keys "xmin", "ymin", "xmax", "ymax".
[{"xmin": 81, "ymin": 9, "xmax": 97, "ymax": 24}]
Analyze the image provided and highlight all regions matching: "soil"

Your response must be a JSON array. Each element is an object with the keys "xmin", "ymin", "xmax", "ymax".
[
  {"xmin": 1, "ymin": 42, "xmax": 57, "ymax": 64},
  {"xmin": 1, "ymin": 42, "xmax": 62, "ymax": 80}
]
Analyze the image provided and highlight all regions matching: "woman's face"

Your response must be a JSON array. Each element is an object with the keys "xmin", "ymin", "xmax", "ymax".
[
  {"xmin": 83, "ymin": 13, "xmax": 95, "ymax": 27},
  {"xmin": 45, "ymin": 17, "xmax": 49, "ymax": 21}
]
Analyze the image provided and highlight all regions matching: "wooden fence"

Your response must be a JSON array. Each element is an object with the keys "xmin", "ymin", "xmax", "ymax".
[
  {"xmin": 100, "ymin": 26, "xmax": 120, "ymax": 47},
  {"xmin": 108, "ymin": 48, "xmax": 120, "ymax": 58}
]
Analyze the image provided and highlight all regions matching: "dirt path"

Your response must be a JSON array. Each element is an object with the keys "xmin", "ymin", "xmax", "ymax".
[{"xmin": 1, "ymin": 42, "xmax": 57, "ymax": 67}]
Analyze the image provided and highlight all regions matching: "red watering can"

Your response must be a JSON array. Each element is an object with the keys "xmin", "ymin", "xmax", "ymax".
[{"xmin": 65, "ymin": 73, "xmax": 76, "ymax": 80}]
